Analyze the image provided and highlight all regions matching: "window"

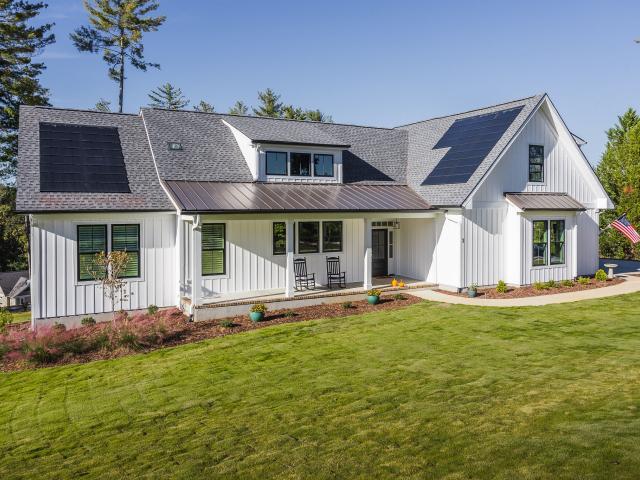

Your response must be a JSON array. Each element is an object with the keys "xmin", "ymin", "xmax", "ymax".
[
  {"xmin": 111, "ymin": 224, "xmax": 140, "ymax": 278},
  {"xmin": 314, "ymin": 154, "xmax": 334, "ymax": 177},
  {"xmin": 273, "ymin": 222, "xmax": 286, "ymax": 255},
  {"xmin": 297, "ymin": 221, "xmax": 319, "ymax": 253},
  {"xmin": 529, "ymin": 145, "xmax": 544, "ymax": 182},
  {"xmin": 389, "ymin": 230, "xmax": 394, "ymax": 259},
  {"xmin": 77, "ymin": 225, "xmax": 107, "ymax": 281},
  {"xmin": 168, "ymin": 142, "xmax": 183, "ymax": 151},
  {"xmin": 322, "ymin": 221, "xmax": 343, "ymax": 252},
  {"xmin": 290, "ymin": 152, "xmax": 311, "ymax": 176},
  {"xmin": 550, "ymin": 220, "xmax": 565, "ymax": 265},
  {"xmin": 532, "ymin": 219, "xmax": 565, "ymax": 266},
  {"xmin": 202, "ymin": 223, "xmax": 226, "ymax": 275},
  {"xmin": 266, "ymin": 151, "xmax": 287, "ymax": 175}
]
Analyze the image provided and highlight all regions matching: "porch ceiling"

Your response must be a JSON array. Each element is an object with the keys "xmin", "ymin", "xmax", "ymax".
[{"xmin": 164, "ymin": 181, "xmax": 433, "ymax": 213}]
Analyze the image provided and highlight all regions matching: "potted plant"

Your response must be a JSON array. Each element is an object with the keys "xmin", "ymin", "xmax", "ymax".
[
  {"xmin": 367, "ymin": 288, "xmax": 382, "ymax": 305},
  {"xmin": 467, "ymin": 283, "xmax": 478, "ymax": 298},
  {"xmin": 249, "ymin": 303, "xmax": 267, "ymax": 322}
]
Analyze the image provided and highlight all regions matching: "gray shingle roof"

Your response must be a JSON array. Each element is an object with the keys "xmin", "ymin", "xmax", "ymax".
[
  {"xmin": 397, "ymin": 95, "xmax": 544, "ymax": 206},
  {"xmin": 0, "ymin": 270, "xmax": 27, "ymax": 297},
  {"xmin": 16, "ymin": 106, "xmax": 173, "ymax": 212},
  {"xmin": 504, "ymin": 192, "xmax": 585, "ymax": 211},
  {"xmin": 223, "ymin": 115, "xmax": 350, "ymax": 147}
]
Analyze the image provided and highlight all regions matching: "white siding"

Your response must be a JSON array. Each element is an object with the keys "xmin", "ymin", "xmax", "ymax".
[
  {"xmin": 431, "ymin": 213, "xmax": 463, "ymax": 289},
  {"xmin": 31, "ymin": 212, "xmax": 177, "ymax": 319},
  {"xmin": 462, "ymin": 207, "xmax": 507, "ymax": 287},
  {"xmin": 396, "ymin": 218, "xmax": 436, "ymax": 282}
]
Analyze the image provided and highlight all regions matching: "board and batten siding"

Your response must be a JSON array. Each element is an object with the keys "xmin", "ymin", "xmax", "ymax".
[
  {"xmin": 182, "ymin": 218, "xmax": 365, "ymax": 300},
  {"xmin": 30, "ymin": 212, "xmax": 177, "ymax": 319},
  {"xmin": 395, "ymin": 218, "xmax": 436, "ymax": 283},
  {"xmin": 462, "ymin": 207, "xmax": 507, "ymax": 287}
]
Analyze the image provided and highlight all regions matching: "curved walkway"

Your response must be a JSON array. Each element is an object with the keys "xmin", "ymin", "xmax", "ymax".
[{"xmin": 412, "ymin": 274, "xmax": 640, "ymax": 307}]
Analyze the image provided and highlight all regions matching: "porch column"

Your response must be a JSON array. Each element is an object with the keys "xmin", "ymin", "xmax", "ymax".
[
  {"xmin": 191, "ymin": 217, "xmax": 202, "ymax": 311},
  {"xmin": 363, "ymin": 218, "xmax": 372, "ymax": 290},
  {"xmin": 285, "ymin": 219, "xmax": 295, "ymax": 297}
]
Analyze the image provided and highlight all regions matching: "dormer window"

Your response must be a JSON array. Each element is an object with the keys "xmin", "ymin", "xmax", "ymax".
[
  {"xmin": 314, "ymin": 154, "xmax": 334, "ymax": 177},
  {"xmin": 290, "ymin": 153, "xmax": 311, "ymax": 176},
  {"xmin": 266, "ymin": 151, "xmax": 287, "ymax": 175}
]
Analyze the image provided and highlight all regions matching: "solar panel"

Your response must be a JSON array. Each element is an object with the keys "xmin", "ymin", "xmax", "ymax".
[
  {"xmin": 39, "ymin": 122, "xmax": 131, "ymax": 193},
  {"xmin": 422, "ymin": 106, "xmax": 524, "ymax": 185}
]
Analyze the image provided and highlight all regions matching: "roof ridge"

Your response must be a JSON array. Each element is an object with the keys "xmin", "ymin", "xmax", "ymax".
[
  {"xmin": 22, "ymin": 105, "xmax": 140, "ymax": 117},
  {"xmin": 394, "ymin": 94, "xmax": 544, "ymax": 128}
]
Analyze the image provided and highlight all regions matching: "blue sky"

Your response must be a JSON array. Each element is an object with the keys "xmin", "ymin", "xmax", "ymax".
[{"xmin": 36, "ymin": 0, "xmax": 640, "ymax": 165}]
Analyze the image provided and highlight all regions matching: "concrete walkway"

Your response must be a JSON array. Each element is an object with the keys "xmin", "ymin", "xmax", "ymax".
[{"xmin": 411, "ymin": 274, "xmax": 640, "ymax": 307}]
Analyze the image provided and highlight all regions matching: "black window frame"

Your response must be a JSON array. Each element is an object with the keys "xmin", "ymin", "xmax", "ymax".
[
  {"xmin": 297, "ymin": 221, "xmax": 320, "ymax": 254},
  {"xmin": 549, "ymin": 219, "xmax": 566, "ymax": 265},
  {"xmin": 111, "ymin": 224, "xmax": 141, "ymax": 278},
  {"xmin": 273, "ymin": 221, "xmax": 286, "ymax": 256},
  {"xmin": 532, "ymin": 220, "xmax": 548, "ymax": 267},
  {"xmin": 313, "ymin": 154, "xmax": 334, "ymax": 177},
  {"xmin": 290, "ymin": 152, "xmax": 311, "ymax": 177},
  {"xmin": 528, "ymin": 145, "xmax": 544, "ymax": 183},
  {"xmin": 322, "ymin": 221, "xmax": 343, "ymax": 253},
  {"xmin": 77, "ymin": 224, "xmax": 107, "ymax": 282},
  {"xmin": 202, "ymin": 223, "xmax": 226, "ymax": 276},
  {"xmin": 265, "ymin": 151, "xmax": 288, "ymax": 176},
  {"xmin": 389, "ymin": 230, "xmax": 394, "ymax": 259},
  {"xmin": 532, "ymin": 219, "xmax": 566, "ymax": 267}
]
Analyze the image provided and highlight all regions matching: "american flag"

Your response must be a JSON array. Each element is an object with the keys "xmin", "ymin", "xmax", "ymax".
[{"xmin": 611, "ymin": 214, "xmax": 640, "ymax": 244}]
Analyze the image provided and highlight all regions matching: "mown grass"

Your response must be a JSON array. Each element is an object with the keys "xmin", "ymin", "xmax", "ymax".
[
  {"xmin": 1, "ymin": 294, "xmax": 640, "ymax": 479},
  {"xmin": 8, "ymin": 311, "xmax": 30, "ymax": 324}
]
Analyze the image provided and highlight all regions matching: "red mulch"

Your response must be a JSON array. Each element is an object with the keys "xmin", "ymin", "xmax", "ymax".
[
  {"xmin": 436, "ymin": 277, "xmax": 624, "ymax": 299},
  {"xmin": 0, "ymin": 294, "xmax": 421, "ymax": 372}
]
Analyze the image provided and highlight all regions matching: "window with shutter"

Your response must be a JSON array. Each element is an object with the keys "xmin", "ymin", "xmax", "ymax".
[
  {"xmin": 111, "ymin": 224, "xmax": 140, "ymax": 278},
  {"xmin": 77, "ymin": 225, "xmax": 107, "ymax": 281},
  {"xmin": 202, "ymin": 223, "xmax": 226, "ymax": 275}
]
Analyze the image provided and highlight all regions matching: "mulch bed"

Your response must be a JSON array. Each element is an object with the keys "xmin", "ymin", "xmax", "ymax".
[
  {"xmin": 1, "ymin": 294, "xmax": 421, "ymax": 372},
  {"xmin": 436, "ymin": 277, "xmax": 624, "ymax": 299}
]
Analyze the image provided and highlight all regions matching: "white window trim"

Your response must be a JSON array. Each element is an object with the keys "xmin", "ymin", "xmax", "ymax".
[
  {"xmin": 262, "ymin": 146, "xmax": 338, "ymax": 181},
  {"xmin": 73, "ymin": 220, "xmax": 144, "ymax": 286}
]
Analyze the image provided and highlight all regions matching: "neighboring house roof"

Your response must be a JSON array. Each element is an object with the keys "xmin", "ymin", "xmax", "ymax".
[
  {"xmin": 0, "ymin": 271, "xmax": 28, "ymax": 298},
  {"xmin": 397, "ymin": 95, "xmax": 544, "ymax": 206},
  {"xmin": 504, "ymin": 192, "xmax": 586, "ymax": 211},
  {"xmin": 8, "ymin": 277, "xmax": 30, "ymax": 299},
  {"xmin": 223, "ymin": 115, "xmax": 351, "ymax": 147},
  {"xmin": 16, "ymin": 106, "xmax": 173, "ymax": 212},
  {"xmin": 163, "ymin": 181, "xmax": 432, "ymax": 213}
]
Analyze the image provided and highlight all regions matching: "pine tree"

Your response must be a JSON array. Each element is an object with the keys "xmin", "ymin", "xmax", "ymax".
[
  {"xmin": 194, "ymin": 100, "xmax": 214, "ymax": 113},
  {"xmin": 597, "ymin": 108, "xmax": 640, "ymax": 259},
  {"xmin": 253, "ymin": 88, "xmax": 282, "ymax": 117},
  {"xmin": 71, "ymin": 0, "xmax": 165, "ymax": 113},
  {"xmin": 147, "ymin": 83, "xmax": 189, "ymax": 109},
  {"xmin": 0, "ymin": 0, "xmax": 55, "ymax": 184},
  {"xmin": 94, "ymin": 98, "xmax": 112, "ymax": 112},
  {"xmin": 305, "ymin": 109, "xmax": 332, "ymax": 123},
  {"xmin": 228, "ymin": 100, "xmax": 248, "ymax": 115},
  {"xmin": 0, "ymin": 185, "xmax": 28, "ymax": 270},
  {"xmin": 282, "ymin": 105, "xmax": 306, "ymax": 120}
]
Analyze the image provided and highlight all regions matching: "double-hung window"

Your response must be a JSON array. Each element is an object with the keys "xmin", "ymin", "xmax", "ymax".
[
  {"xmin": 297, "ymin": 221, "xmax": 320, "ymax": 253},
  {"xmin": 529, "ymin": 145, "xmax": 544, "ymax": 183},
  {"xmin": 78, "ymin": 225, "xmax": 107, "ymax": 281},
  {"xmin": 322, "ymin": 221, "xmax": 342, "ymax": 252},
  {"xmin": 111, "ymin": 224, "xmax": 140, "ymax": 278},
  {"xmin": 532, "ymin": 219, "xmax": 565, "ymax": 266},
  {"xmin": 202, "ymin": 223, "xmax": 226, "ymax": 275}
]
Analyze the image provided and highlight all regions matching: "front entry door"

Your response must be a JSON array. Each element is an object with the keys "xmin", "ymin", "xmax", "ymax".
[{"xmin": 372, "ymin": 229, "xmax": 388, "ymax": 277}]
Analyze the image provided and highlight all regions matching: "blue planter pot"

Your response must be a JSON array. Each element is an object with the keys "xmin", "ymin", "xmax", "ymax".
[
  {"xmin": 249, "ymin": 311, "xmax": 264, "ymax": 322},
  {"xmin": 367, "ymin": 295, "xmax": 380, "ymax": 305},
  {"xmin": 467, "ymin": 290, "xmax": 477, "ymax": 298}
]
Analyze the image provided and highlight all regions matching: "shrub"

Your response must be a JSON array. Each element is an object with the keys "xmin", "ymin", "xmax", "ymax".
[
  {"xmin": 116, "ymin": 328, "xmax": 139, "ymax": 349},
  {"xmin": 533, "ymin": 282, "xmax": 547, "ymax": 291},
  {"xmin": 29, "ymin": 345, "xmax": 60, "ymax": 364},
  {"xmin": 341, "ymin": 301, "xmax": 354, "ymax": 309},
  {"xmin": 561, "ymin": 279, "xmax": 575, "ymax": 287},
  {"xmin": 58, "ymin": 336, "xmax": 89, "ymax": 355},
  {"xmin": 219, "ymin": 319, "xmax": 235, "ymax": 328},
  {"xmin": 496, "ymin": 280, "xmax": 508, "ymax": 294},
  {"xmin": 393, "ymin": 293, "xmax": 405, "ymax": 301},
  {"xmin": 367, "ymin": 289, "xmax": 382, "ymax": 297},
  {"xmin": 52, "ymin": 322, "xmax": 66, "ymax": 333},
  {"xmin": 0, "ymin": 341, "xmax": 10, "ymax": 360},
  {"xmin": 81, "ymin": 316, "xmax": 96, "ymax": 327},
  {"xmin": 595, "ymin": 269, "xmax": 608, "ymax": 282},
  {"xmin": 250, "ymin": 303, "xmax": 267, "ymax": 314},
  {"xmin": 91, "ymin": 331, "xmax": 111, "ymax": 351},
  {"xmin": 545, "ymin": 280, "xmax": 556, "ymax": 289},
  {"xmin": 0, "ymin": 309, "xmax": 11, "ymax": 334},
  {"xmin": 283, "ymin": 310, "xmax": 296, "ymax": 318},
  {"xmin": 578, "ymin": 276, "xmax": 590, "ymax": 285},
  {"xmin": 147, "ymin": 305, "xmax": 159, "ymax": 315}
]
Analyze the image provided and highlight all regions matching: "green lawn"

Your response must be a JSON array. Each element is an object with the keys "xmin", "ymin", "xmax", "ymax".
[
  {"xmin": 8, "ymin": 311, "xmax": 30, "ymax": 324},
  {"xmin": 2, "ymin": 295, "xmax": 640, "ymax": 479}
]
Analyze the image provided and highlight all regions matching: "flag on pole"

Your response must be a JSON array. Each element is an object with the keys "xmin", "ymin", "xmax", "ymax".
[{"xmin": 610, "ymin": 214, "xmax": 640, "ymax": 244}]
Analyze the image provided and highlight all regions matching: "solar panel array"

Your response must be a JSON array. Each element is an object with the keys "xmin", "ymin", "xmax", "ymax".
[
  {"xmin": 422, "ymin": 106, "xmax": 524, "ymax": 185},
  {"xmin": 39, "ymin": 122, "xmax": 131, "ymax": 193}
]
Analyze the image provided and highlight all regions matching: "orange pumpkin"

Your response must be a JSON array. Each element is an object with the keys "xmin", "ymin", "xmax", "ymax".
[
  {"xmin": 391, "ymin": 278, "xmax": 398, "ymax": 287},
  {"xmin": 398, "ymin": 281, "xmax": 405, "ymax": 288}
]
